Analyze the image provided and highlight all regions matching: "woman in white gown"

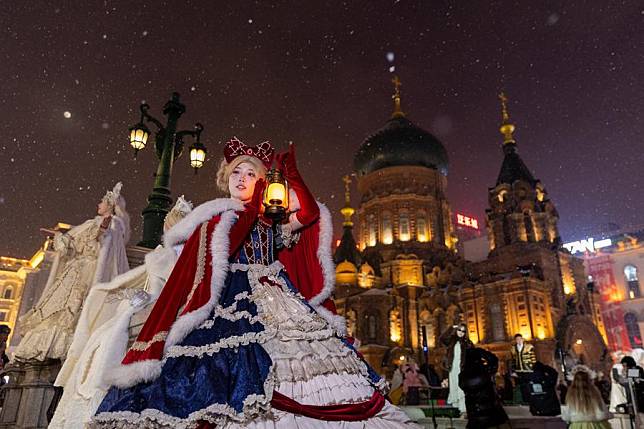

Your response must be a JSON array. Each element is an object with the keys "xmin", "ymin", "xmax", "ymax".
[
  {"xmin": 13, "ymin": 182, "xmax": 130, "ymax": 363},
  {"xmin": 50, "ymin": 197, "xmax": 193, "ymax": 429},
  {"xmin": 440, "ymin": 324, "xmax": 473, "ymax": 414}
]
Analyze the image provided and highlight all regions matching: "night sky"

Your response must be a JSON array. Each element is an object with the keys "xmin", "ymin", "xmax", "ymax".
[{"xmin": 1, "ymin": 1, "xmax": 643, "ymax": 258}]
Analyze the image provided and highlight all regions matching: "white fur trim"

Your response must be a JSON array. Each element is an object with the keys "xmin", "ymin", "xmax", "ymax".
[
  {"xmin": 103, "ymin": 199, "xmax": 344, "ymax": 389},
  {"xmin": 106, "ymin": 359, "xmax": 163, "ymax": 389},
  {"xmin": 307, "ymin": 202, "xmax": 347, "ymax": 336},
  {"xmin": 164, "ymin": 209, "xmax": 237, "ymax": 349},
  {"xmin": 96, "ymin": 303, "xmax": 139, "ymax": 390},
  {"xmin": 164, "ymin": 199, "xmax": 243, "ymax": 248},
  {"xmin": 308, "ymin": 203, "xmax": 335, "ymax": 307},
  {"xmin": 92, "ymin": 265, "xmax": 147, "ymax": 293},
  {"xmin": 103, "ymin": 199, "xmax": 241, "ymax": 389},
  {"xmin": 287, "ymin": 188, "xmax": 300, "ymax": 212}
]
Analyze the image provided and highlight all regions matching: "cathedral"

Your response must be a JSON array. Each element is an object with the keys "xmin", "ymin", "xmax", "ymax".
[{"xmin": 333, "ymin": 79, "xmax": 609, "ymax": 377}]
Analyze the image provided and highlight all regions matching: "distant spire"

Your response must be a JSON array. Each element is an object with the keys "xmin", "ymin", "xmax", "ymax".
[
  {"xmin": 498, "ymin": 92, "xmax": 516, "ymax": 144},
  {"xmin": 391, "ymin": 75, "xmax": 405, "ymax": 118},
  {"xmin": 340, "ymin": 175, "xmax": 355, "ymax": 226}
]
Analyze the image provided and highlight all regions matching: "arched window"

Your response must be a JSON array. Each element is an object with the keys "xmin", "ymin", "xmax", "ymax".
[
  {"xmin": 435, "ymin": 310, "xmax": 446, "ymax": 341},
  {"xmin": 0, "ymin": 312, "xmax": 7, "ymax": 322},
  {"xmin": 389, "ymin": 309, "xmax": 402, "ymax": 343},
  {"xmin": 416, "ymin": 212, "xmax": 430, "ymax": 242},
  {"xmin": 625, "ymin": 312, "xmax": 642, "ymax": 348},
  {"xmin": 625, "ymin": 265, "xmax": 640, "ymax": 299},
  {"xmin": 3, "ymin": 287, "xmax": 12, "ymax": 300},
  {"xmin": 346, "ymin": 309, "xmax": 357, "ymax": 338},
  {"xmin": 489, "ymin": 302, "xmax": 505, "ymax": 341},
  {"xmin": 368, "ymin": 214, "xmax": 377, "ymax": 247},
  {"xmin": 367, "ymin": 313, "xmax": 378, "ymax": 342},
  {"xmin": 502, "ymin": 216, "xmax": 512, "ymax": 245},
  {"xmin": 381, "ymin": 212, "xmax": 393, "ymax": 244},
  {"xmin": 524, "ymin": 212, "xmax": 536, "ymax": 242},
  {"xmin": 399, "ymin": 211, "xmax": 410, "ymax": 242}
]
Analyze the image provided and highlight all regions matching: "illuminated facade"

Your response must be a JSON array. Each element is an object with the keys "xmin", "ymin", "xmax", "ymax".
[
  {"xmin": 333, "ymin": 85, "xmax": 608, "ymax": 376},
  {"xmin": 0, "ymin": 247, "xmax": 48, "ymax": 346},
  {"xmin": 8, "ymin": 224, "xmax": 71, "ymax": 351},
  {"xmin": 581, "ymin": 230, "xmax": 644, "ymax": 352}
]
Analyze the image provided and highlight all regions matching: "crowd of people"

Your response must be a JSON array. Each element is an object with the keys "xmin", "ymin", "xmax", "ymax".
[{"xmin": 389, "ymin": 327, "xmax": 644, "ymax": 429}]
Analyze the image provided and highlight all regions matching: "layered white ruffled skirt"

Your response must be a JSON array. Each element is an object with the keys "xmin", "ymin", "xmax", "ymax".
[
  {"xmin": 226, "ymin": 264, "xmax": 419, "ymax": 428},
  {"xmin": 92, "ymin": 262, "xmax": 420, "ymax": 428}
]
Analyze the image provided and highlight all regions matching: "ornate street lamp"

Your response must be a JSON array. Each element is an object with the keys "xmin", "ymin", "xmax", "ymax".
[
  {"xmin": 128, "ymin": 92, "xmax": 207, "ymax": 248},
  {"xmin": 188, "ymin": 123, "xmax": 207, "ymax": 173},
  {"xmin": 128, "ymin": 104, "xmax": 151, "ymax": 156}
]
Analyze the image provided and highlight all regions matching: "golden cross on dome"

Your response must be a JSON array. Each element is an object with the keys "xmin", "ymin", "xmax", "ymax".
[
  {"xmin": 391, "ymin": 75, "xmax": 404, "ymax": 118},
  {"xmin": 498, "ymin": 92, "xmax": 516, "ymax": 144},
  {"xmin": 499, "ymin": 92, "xmax": 510, "ymax": 123},
  {"xmin": 342, "ymin": 175, "xmax": 352, "ymax": 204},
  {"xmin": 392, "ymin": 75, "xmax": 402, "ymax": 95},
  {"xmin": 340, "ymin": 175, "xmax": 355, "ymax": 226}
]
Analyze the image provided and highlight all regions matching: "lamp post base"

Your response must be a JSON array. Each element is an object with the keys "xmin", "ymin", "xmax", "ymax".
[{"xmin": 138, "ymin": 188, "xmax": 173, "ymax": 249}]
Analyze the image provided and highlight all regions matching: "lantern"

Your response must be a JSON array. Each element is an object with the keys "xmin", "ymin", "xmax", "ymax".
[
  {"xmin": 129, "ymin": 122, "xmax": 150, "ymax": 156},
  {"xmin": 189, "ymin": 141, "xmax": 207, "ymax": 172},
  {"xmin": 263, "ymin": 168, "xmax": 289, "ymax": 220}
]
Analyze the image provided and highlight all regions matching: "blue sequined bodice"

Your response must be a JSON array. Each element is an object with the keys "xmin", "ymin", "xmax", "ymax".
[{"xmin": 235, "ymin": 218, "xmax": 275, "ymax": 265}]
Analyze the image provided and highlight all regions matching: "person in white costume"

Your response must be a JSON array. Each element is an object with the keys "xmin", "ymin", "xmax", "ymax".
[
  {"xmin": 440, "ymin": 324, "xmax": 473, "ymax": 414},
  {"xmin": 49, "ymin": 196, "xmax": 193, "ymax": 429},
  {"xmin": 13, "ymin": 182, "xmax": 130, "ymax": 362}
]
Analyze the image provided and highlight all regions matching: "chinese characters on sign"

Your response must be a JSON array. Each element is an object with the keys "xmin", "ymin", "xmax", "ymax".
[{"xmin": 456, "ymin": 213, "xmax": 479, "ymax": 230}]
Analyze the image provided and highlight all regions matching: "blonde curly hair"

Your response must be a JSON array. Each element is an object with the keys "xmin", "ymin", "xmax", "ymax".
[{"xmin": 215, "ymin": 155, "xmax": 267, "ymax": 194}]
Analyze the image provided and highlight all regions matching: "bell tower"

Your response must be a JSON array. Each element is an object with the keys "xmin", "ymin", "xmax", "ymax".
[{"xmin": 486, "ymin": 93, "xmax": 561, "ymax": 255}]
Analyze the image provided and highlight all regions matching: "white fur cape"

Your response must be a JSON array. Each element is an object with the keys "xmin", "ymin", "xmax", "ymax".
[{"xmin": 105, "ymin": 197, "xmax": 344, "ymax": 389}]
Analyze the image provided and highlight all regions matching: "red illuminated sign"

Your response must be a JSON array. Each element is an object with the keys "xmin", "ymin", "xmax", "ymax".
[{"xmin": 456, "ymin": 213, "xmax": 479, "ymax": 230}]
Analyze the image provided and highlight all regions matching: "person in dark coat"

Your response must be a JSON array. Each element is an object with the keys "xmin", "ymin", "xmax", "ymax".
[
  {"xmin": 616, "ymin": 356, "xmax": 644, "ymax": 413},
  {"xmin": 459, "ymin": 347, "xmax": 510, "ymax": 429},
  {"xmin": 526, "ymin": 361, "xmax": 561, "ymax": 416}
]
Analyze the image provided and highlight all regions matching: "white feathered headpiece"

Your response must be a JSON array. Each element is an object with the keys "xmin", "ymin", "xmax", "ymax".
[
  {"xmin": 102, "ymin": 182, "xmax": 123, "ymax": 206},
  {"xmin": 164, "ymin": 195, "xmax": 193, "ymax": 229},
  {"xmin": 568, "ymin": 364, "xmax": 597, "ymax": 381},
  {"xmin": 172, "ymin": 195, "xmax": 193, "ymax": 216},
  {"xmin": 102, "ymin": 181, "xmax": 130, "ymax": 242}
]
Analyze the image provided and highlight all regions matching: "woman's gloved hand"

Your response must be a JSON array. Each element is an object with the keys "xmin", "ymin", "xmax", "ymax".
[{"xmin": 275, "ymin": 144, "xmax": 319, "ymax": 226}]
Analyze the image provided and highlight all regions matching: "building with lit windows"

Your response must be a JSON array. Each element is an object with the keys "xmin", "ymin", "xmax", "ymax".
[
  {"xmin": 333, "ymin": 81, "xmax": 608, "ymax": 377},
  {"xmin": 569, "ymin": 229, "xmax": 644, "ymax": 352},
  {"xmin": 6, "ymin": 224, "xmax": 71, "ymax": 352},
  {"xmin": 0, "ymin": 246, "xmax": 49, "ymax": 349}
]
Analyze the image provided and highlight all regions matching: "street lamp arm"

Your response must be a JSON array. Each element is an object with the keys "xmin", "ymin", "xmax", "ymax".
[
  {"xmin": 175, "ymin": 122, "xmax": 204, "ymax": 140},
  {"xmin": 139, "ymin": 103, "xmax": 165, "ymax": 131}
]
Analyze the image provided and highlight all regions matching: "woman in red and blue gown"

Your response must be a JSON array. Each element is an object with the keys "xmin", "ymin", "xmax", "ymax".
[{"xmin": 91, "ymin": 138, "xmax": 420, "ymax": 428}]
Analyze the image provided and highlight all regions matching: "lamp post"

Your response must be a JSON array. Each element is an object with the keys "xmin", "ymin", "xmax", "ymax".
[{"xmin": 128, "ymin": 92, "xmax": 207, "ymax": 248}]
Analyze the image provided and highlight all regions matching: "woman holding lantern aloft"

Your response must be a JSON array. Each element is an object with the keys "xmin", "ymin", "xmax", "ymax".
[
  {"xmin": 13, "ymin": 182, "xmax": 130, "ymax": 363},
  {"xmin": 92, "ymin": 138, "xmax": 419, "ymax": 428}
]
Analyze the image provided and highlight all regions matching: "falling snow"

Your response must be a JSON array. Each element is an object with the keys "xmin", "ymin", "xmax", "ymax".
[{"xmin": 0, "ymin": 1, "xmax": 642, "ymax": 258}]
